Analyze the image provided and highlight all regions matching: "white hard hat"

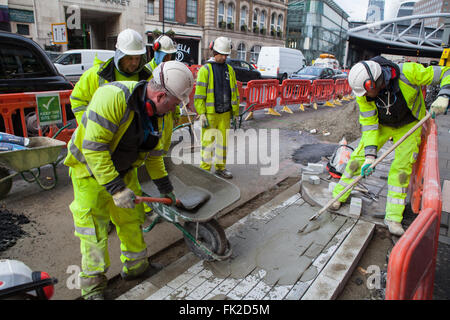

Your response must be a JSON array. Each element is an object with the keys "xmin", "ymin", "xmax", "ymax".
[
  {"xmin": 210, "ymin": 36, "xmax": 232, "ymax": 55},
  {"xmin": 116, "ymin": 29, "xmax": 146, "ymax": 56},
  {"xmin": 154, "ymin": 35, "xmax": 177, "ymax": 54},
  {"xmin": 152, "ymin": 61, "xmax": 194, "ymax": 105},
  {"xmin": 348, "ymin": 60, "xmax": 382, "ymax": 96}
]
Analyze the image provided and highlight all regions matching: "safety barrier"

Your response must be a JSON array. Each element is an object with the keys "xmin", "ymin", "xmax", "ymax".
[
  {"xmin": 334, "ymin": 79, "xmax": 347, "ymax": 99},
  {"xmin": 0, "ymin": 90, "xmax": 75, "ymax": 144},
  {"xmin": 189, "ymin": 65, "xmax": 202, "ymax": 80},
  {"xmin": 279, "ymin": 79, "xmax": 312, "ymax": 106},
  {"xmin": 244, "ymin": 79, "xmax": 279, "ymax": 111},
  {"xmin": 386, "ymin": 118, "xmax": 442, "ymax": 300},
  {"xmin": 311, "ymin": 79, "xmax": 335, "ymax": 104}
]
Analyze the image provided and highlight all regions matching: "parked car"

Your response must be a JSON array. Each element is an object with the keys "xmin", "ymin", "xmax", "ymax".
[
  {"xmin": 257, "ymin": 46, "xmax": 306, "ymax": 82},
  {"xmin": 0, "ymin": 31, "xmax": 74, "ymax": 135},
  {"xmin": 332, "ymin": 69, "xmax": 348, "ymax": 80},
  {"xmin": 227, "ymin": 58, "xmax": 261, "ymax": 83},
  {"xmin": 54, "ymin": 49, "xmax": 115, "ymax": 83},
  {"xmin": 289, "ymin": 66, "xmax": 338, "ymax": 82}
]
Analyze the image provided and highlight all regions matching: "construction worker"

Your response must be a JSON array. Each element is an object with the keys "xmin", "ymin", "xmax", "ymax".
[
  {"xmin": 64, "ymin": 61, "xmax": 194, "ymax": 300},
  {"xmin": 194, "ymin": 36, "xmax": 240, "ymax": 179},
  {"xmin": 70, "ymin": 28, "xmax": 152, "ymax": 124},
  {"xmin": 331, "ymin": 56, "xmax": 450, "ymax": 236}
]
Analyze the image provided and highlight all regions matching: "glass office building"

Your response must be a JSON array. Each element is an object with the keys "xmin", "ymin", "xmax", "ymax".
[{"xmin": 286, "ymin": 0, "xmax": 349, "ymax": 66}]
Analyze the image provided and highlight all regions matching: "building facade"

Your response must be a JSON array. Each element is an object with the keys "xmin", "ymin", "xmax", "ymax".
[
  {"xmin": 286, "ymin": 0, "xmax": 349, "ymax": 66},
  {"xmin": 414, "ymin": 0, "xmax": 450, "ymax": 28},
  {"xmin": 366, "ymin": 0, "xmax": 385, "ymax": 23},
  {"xmin": 0, "ymin": 0, "xmax": 287, "ymax": 65}
]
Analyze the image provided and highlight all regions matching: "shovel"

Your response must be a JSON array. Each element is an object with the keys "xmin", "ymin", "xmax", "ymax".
[
  {"xmin": 309, "ymin": 112, "xmax": 431, "ymax": 221},
  {"xmin": 134, "ymin": 186, "xmax": 211, "ymax": 211}
]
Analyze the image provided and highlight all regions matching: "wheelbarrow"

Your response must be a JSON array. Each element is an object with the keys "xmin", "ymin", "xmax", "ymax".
[
  {"xmin": 0, "ymin": 136, "xmax": 67, "ymax": 199},
  {"xmin": 136, "ymin": 157, "xmax": 240, "ymax": 261}
]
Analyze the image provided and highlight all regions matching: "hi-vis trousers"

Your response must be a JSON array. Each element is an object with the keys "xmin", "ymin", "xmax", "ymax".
[
  {"xmin": 69, "ymin": 168, "xmax": 148, "ymax": 298},
  {"xmin": 332, "ymin": 120, "xmax": 422, "ymax": 223},
  {"xmin": 200, "ymin": 112, "xmax": 231, "ymax": 171}
]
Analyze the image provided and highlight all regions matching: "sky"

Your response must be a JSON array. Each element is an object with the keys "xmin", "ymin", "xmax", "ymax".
[{"xmin": 333, "ymin": 0, "xmax": 404, "ymax": 22}]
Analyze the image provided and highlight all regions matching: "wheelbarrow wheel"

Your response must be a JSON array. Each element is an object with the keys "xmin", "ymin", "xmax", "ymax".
[
  {"xmin": 0, "ymin": 167, "xmax": 12, "ymax": 199},
  {"xmin": 183, "ymin": 219, "xmax": 228, "ymax": 261}
]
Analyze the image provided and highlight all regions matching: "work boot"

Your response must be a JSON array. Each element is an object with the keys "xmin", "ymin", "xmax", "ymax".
[
  {"xmin": 215, "ymin": 169, "xmax": 233, "ymax": 179},
  {"xmin": 330, "ymin": 201, "xmax": 342, "ymax": 211},
  {"xmin": 384, "ymin": 219, "xmax": 405, "ymax": 236},
  {"xmin": 84, "ymin": 292, "xmax": 105, "ymax": 300}
]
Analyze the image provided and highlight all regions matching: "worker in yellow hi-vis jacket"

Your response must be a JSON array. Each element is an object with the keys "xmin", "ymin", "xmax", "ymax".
[
  {"xmin": 194, "ymin": 36, "xmax": 240, "ymax": 179},
  {"xmin": 64, "ymin": 61, "xmax": 194, "ymax": 300}
]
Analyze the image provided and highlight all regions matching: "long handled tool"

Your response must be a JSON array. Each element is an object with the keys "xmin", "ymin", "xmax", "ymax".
[{"xmin": 309, "ymin": 112, "xmax": 432, "ymax": 221}]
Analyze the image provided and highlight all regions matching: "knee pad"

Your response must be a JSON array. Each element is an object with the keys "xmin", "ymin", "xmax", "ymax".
[
  {"xmin": 398, "ymin": 171, "xmax": 408, "ymax": 185},
  {"xmin": 348, "ymin": 160, "xmax": 360, "ymax": 173}
]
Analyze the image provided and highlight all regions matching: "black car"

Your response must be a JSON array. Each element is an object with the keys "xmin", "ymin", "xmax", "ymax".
[
  {"xmin": 226, "ymin": 58, "xmax": 261, "ymax": 83},
  {"xmin": 0, "ymin": 31, "xmax": 73, "ymax": 94},
  {"xmin": 289, "ymin": 66, "xmax": 337, "ymax": 82}
]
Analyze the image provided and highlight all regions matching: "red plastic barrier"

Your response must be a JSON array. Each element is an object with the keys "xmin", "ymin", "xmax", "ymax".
[
  {"xmin": 244, "ymin": 79, "xmax": 279, "ymax": 111},
  {"xmin": 189, "ymin": 65, "xmax": 202, "ymax": 80},
  {"xmin": 311, "ymin": 79, "xmax": 334, "ymax": 103},
  {"xmin": 0, "ymin": 90, "xmax": 74, "ymax": 144},
  {"xmin": 279, "ymin": 79, "xmax": 312, "ymax": 105},
  {"xmin": 343, "ymin": 79, "xmax": 352, "ymax": 96},
  {"xmin": 237, "ymin": 81, "xmax": 245, "ymax": 102},
  {"xmin": 386, "ymin": 119, "xmax": 442, "ymax": 300},
  {"xmin": 334, "ymin": 79, "xmax": 347, "ymax": 99}
]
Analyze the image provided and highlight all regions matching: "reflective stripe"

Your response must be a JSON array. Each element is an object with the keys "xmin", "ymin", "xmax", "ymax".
[
  {"xmin": 362, "ymin": 124, "xmax": 379, "ymax": 132},
  {"xmin": 339, "ymin": 180, "xmax": 349, "ymax": 188},
  {"xmin": 388, "ymin": 185, "xmax": 407, "ymax": 194},
  {"xmin": 119, "ymin": 108, "xmax": 131, "ymax": 126},
  {"xmin": 442, "ymin": 69, "xmax": 450, "ymax": 81},
  {"xmin": 81, "ymin": 112, "xmax": 88, "ymax": 127},
  {"xmin": 147, "ymin": 149, "xmax": 166, "ymax": 156},
  {"xmin": 231, "ymin": 88, "xmax": 236, "ymax": 92},
  {"xmin": 70, "ymin": 138, "xmax": 87, "ymax": 164},
  {"xmin": 343, "ymin": 170, "xmax": 354, "ymax": 179},
  {"xmin": 70, "ymin": 95, "xmax": 89, "ymax": 103},
  {"xmin": 216, "ymin": 144, "xmax": 227, "ymax": 151},
  {"xmin": 194, "ymin": 94, "xmax": 206, "ymax": 100},
  {"xmin": 207, "ymin": 89, "xmax": 214, "ymax": 94},
  {"xmin": 121, "ymin": 249, "xmax": 147, "ymax": 260},
  {"xmin": 432, "ymin": 66, "xmax": 443, "ymax": 84},
  {"xmin": 413, "ymin": 152, "xmax": 418, "ymax": 160},
  {"xmin": 206, "ymin": 102, "xmax": 215, "ymax": 107},
  {"xmin": 88, "ymin": 110, "xmax": 119, "ymax": 133},
  {"xmin": 82, "ymin": 140, "xmax": 110, "ymax": 152},
  {"xmin": 360, "ymin": 109, "xmax": 377, "ymax": 118},
  {"xmin": 75, "ymin": 226, "xmax": 96, "ymax": 236},
  {"xmin": 387, "ymin": 196, "xmax": 406, "ymax": 205},
  {"xmin": 108, "ymin": 82, "xmax": 131, "ymax": 101},
  {"xmin": 202, "ymin": 145, "xmax": 215, "ymax": 153},
  {"xmin": 196, "ymin": 81, "xmax": 207, "ymax": 87},
  {"xmin": 413, "ymin": 89, "xmax": 421, "ymax": 118},
  {"xmin": 72, "ymin": 106, "xmax": 87, "ymax": 113},
  {"xmin": 365, "ymin": 146, "xmax": 377, "ymax": 156}
]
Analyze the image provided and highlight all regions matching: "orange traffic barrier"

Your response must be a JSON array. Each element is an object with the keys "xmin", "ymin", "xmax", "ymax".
[
  {"xmin": 386, "ymin": 118, "xmax": 442, "ymax": 300},
  {"xmin": 189, "ymin": 65, "xmax": 202, "ymax": 80},
  {"xmin": 311, "ymin": 79, "xmax": 335, "ymax": 104},
  {"xmin": 334, "ymin": 79, "xmax": 347, "ymax": 99},
  {"xmin": 244, "ymin": 79, "xmax": 279, "ymax": 114},
  {"xmin": 0, "ymin": 90, "xmax": 75, "ymax": 144},
  {"xmin": 279, "ymin": 79, "xmax": 312, "ymax": 106}
]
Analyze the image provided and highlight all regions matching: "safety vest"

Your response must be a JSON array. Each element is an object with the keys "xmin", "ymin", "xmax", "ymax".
[
  {"xmin": 357, "ymin": 62, "xmax": 450, "ymax": 148},
  {"xmin": 64, "ymin": 81, "xmax": 170, "ymax": 186},
  {"xmin": 70, "ymin": 56, "xmax": 152, "ymax": 124},
  {"xmin": 194, "ymin": 63, "xmax": 240, "ymax": 116}
]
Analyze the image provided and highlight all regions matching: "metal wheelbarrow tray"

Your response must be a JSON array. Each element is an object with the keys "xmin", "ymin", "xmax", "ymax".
[
  {"xmin": 0, "ymin": 136, "xmax": 66, "ymax": 198},
  {"xmin": 137, "ymin": 157, "xmax": 240, "ymax": 261}
]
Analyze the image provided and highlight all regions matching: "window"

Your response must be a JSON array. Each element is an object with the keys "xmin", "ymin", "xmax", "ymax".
[
  {"xmin": 240, "ymin": 6, "xmax": 248, "ymax": 28},
  {"xmin": 237, "ymin": 43, "xmax": 246, "ymax": 60},
  {"xmin": 187, "ymin": 0, "xmax": 197, "ymax": 24},
  {"xmin": 227, "ymin": 3, "xmax": 234, "ymax": 24},
  {"xmin": 0, "ymin": 43, "xmax": 47, "ymax": 79},
  {"xmin": 260, "ymin": 11, "xmax": 266, "ymax": 31},
  {"xmin": 250, "ymin": 45, "xmax": 261, "ymax": 62},
  {"xmin": 253, "ymin": 9, "xmax": 259, "ymax": 29},
  {"xmin": 54, "ymin": 53, "xmax": 81, "ymax": 65},
  {"xmin": 164, "ymin": 0, "xmax": 175, "ymax": 21},
  {"xmin": 147, "ymin": 0, "xmax": 154, "ymax": 15},
  {"xmin": 16, "ymin": 24, "xmax": 30, "ymax": 36},
  {"xmin": 218, "ymin": 2, "xmax": 225, "ymax": 22},
  {"xmin": 271, "ymin": 12, "xmax": 276, "ymax": 31},
  {"xmin": 277, "ymin": 14, "xmax": 283, "ymax": 32}
]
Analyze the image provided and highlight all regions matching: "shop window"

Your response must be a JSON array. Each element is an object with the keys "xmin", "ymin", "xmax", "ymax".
[
  {"xmin": 164, "ymin": 0, "xmax": 175, "ymax": 21},
  {"xmin": 16, "ymin": 24, "xmax": 30, "ymax": 36},
  {"xmin": 187, "ymin": 0, "xmax": 197, "ymax": 24}
]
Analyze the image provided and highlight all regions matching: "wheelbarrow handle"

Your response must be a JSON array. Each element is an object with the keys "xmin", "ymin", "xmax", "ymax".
[{"xmin": 134, "ymin": 195, "xmax": 180, "ymax": 206}]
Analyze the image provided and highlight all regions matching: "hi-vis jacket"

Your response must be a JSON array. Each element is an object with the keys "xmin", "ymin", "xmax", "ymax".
[
  {"xmin": 64, "ymin": 81, "xmax": 170, "ymax": 192},
  {"xmin": 194, "ymin": 63, "xmax": 240, "ymax": 116},
  {"xmin": 357, "ymin": 62, "xmax": 450, "ymax": 156},
  {"xmin": 70, "ymin": 56, "xmax": 153, "ymax": 124}
]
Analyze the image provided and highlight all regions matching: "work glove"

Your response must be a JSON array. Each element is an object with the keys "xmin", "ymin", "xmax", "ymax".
[
  {"xmin": 161, "ymin": 191, "xmax": 177, "ymax": 206},
  {"xmin": 430, "ymin": 96, "xmax": 449, "ymax": 119},
  {"xmin": 112, "ymin": 187, "xmax": 136, "ymax": 209},
  {"xmin": 361, "ymin": 156, "xmax": 376, "ymax": 177},
  {"xmin": 198, "ymin": 114, "xmax": 209, "ymax": 128}
]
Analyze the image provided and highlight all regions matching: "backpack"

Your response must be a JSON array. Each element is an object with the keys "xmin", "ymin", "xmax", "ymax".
[{"xmin": 326, "ymin": 137, "xmax": 354, "ymax": 179}]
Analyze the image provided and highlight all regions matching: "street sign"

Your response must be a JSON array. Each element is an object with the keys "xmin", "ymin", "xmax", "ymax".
[
  {"xmin": 51, "ymin": 23, "xmax": 68, "ymax": 44},
  {"xmin": 35, "ymin": 93, "xmax": 63, "ymax": 126}
]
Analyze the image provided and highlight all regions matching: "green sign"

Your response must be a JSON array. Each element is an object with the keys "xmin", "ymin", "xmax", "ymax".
[
  {"xmin": 8, "ymin": 9, "xmax": 34, "ymax": 23},
  {"xmin": 36, "ymin": 93, "xmax": 62, "ymax": 126}
]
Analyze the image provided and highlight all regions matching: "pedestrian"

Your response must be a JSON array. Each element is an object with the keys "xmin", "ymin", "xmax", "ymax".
[
  {"xmin": 64, "ymin": 61, "xmax": 194, "ymax": 300},
  {"xmin": 194, "ymin": 36, "xmax": 240, "ymax": 179},
  {"xmin": 70, "ymin": 28, "xmax": 152, "ymax": 124},
  {"xmin": 331, "ymin": 56, "xmax": 450, "ymax": 236}
]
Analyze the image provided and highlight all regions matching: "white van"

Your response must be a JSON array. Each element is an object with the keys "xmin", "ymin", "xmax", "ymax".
[
  {"xmin": 257, "ymin": 47, "xmax": 306, "ymax": 82},
  {"xmin": 54, "ymin": 49, "xmax": 115, "ymax": 83}
]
